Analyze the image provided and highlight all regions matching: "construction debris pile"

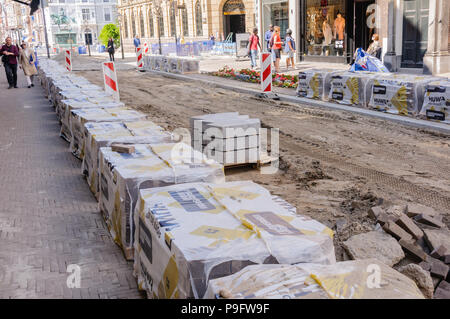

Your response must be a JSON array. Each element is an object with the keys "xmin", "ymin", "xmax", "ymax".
[
  {"xmin": 36, "ymin": 57, "xmax": 448, "ymax": 299},
  {"xmin": 296, "ymin": 69, "xmax": 448, "ymax": 122}
]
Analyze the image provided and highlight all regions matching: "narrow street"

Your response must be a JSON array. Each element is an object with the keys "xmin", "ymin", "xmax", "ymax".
[{"xmin": 0, "ymin": 72, "xmax": 142, "ymax": 298}]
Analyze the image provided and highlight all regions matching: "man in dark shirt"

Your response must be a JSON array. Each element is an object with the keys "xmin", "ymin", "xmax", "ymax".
[{"xmin": 0, "ymin": 37, "xmax": 19, "ymax": 88}]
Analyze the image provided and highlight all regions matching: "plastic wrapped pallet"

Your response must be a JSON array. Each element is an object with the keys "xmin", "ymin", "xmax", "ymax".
[
  {"xmin": 419, "ymin": 80, "xmax": 450, "ymax": 123},
  {"xmin": 296, "ymin": 69, "xmax": 340, "ymax": 100},
  {"xmin": 204, "ymin": 259, "xmax": 424, "ymax": 299},
  {"xmin": 99, "ymin": 143, "xmax": 225, "ymax": 260},
  {"xmin": 328, "ymin": 71, "xmax": 377, "ymax": 107},
  {"xmin": 82, "ymin": 121, "xmax": 172, "ymax": 199},
  {"xmin": 367, "ymin": 74, "xmax": 441, "ymax": 115},
  {"xmin": 69, "ymin": 107, "xmax": 147, "ymax": 159},
  {"xmin": 133, "ymin": 180, "xmax": 335, "ymax": 299},
  {"xmin": 181, "ymin": 58, "xmax": 200, "ymax": 74}
]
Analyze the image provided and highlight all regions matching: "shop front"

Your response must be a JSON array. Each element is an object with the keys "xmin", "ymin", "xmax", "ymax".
[{"xmin": 299, "ymin": 0, "xmax": 379, "ymax": 64}]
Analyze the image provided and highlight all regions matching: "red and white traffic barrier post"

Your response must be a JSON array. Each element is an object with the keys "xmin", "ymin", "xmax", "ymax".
[
  {"xmin": 65, "ymin": 49, "xmax": 72, "ymax": 72},
  {"xmin": 102, "ymin": 61, "xmax": 120, "ymax": 101},
  {"xmin": 136, "ymin": 45, "xmax": 144, "ymax": 71},
  {"xmin": 259, "ymin": 52, "xmax": 278, "ymax": 99}
]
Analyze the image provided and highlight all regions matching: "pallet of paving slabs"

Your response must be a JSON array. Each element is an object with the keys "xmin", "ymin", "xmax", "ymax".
[
  {"xmin": 98, "ymin": 143, "xmax": 225, "ymax": 260},
  {"xmin": 204, "ymin": 259, "xmax": 424, "ymax": 299},
  {"xmin": 133, "ymin": 180, "xmax": 335, "ymax": 299},
  {"xmin": 419, "ymin": 80, "xmax": 450, "ymax": 123},
  {"xmin": 82, "ymin": 121, "xmax": 172, "ymax": 200},
  {"xmin": 296, "ymin": 69, "xmax": 341, "ymax": 101},
  {"xmin": 367, "ymin": 74, "xmax": 442, "ymax": 115},
  {"xmin": 69, "ymin": 107, "xmax": 147, "ymax": 159},
  {"xmin": 328, "ymin": 71, "xmax": 378, "ymax": 107}
]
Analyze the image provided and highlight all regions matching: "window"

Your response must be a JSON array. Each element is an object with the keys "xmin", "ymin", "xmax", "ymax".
[
  {"xmin": 148, "ymin": 8, "xmax": 154, "ymax": 37},
  {"xmin": 140, "ymin": 11, "xmax": 145, "ymax": 37},
  {"xmin": 169, "ymin": 2, "xmax": 176, "ymax": 37},
  {"xmin": 82, "ymin": 8, "xmax": 90, "ymax": 21},
  {"xmin": 181, "ymin": 8, "xmax": 188, "ymax": 37},
  {"xmin": 195, "ymin": 1, "xmax": 202, "ymax": 36},
  {"xmin": 104, "ymin": 7, "xmax": 111, "ymax": 22}
]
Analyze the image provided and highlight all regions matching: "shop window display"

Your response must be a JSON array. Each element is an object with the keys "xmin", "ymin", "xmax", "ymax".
[{"xmin": 306, "ymin": 0, "xmax": 345, "ymax": 56}]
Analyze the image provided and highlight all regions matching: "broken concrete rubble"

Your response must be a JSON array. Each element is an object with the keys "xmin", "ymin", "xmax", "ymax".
[{"xmin": 398, "ymin": 263, "xmax": 434, "ymax": 299}]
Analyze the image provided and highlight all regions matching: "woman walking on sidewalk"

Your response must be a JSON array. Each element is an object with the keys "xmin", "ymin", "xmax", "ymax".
[
  {"xmin": 0, "ymin": 36, "xmax": 19, "ymax": 89},
  {"xmin": 19, "ymin": 42, "xmax": 37, "ymax": 88},
  {"xmin": 285, "ymin": 29, "xmax": 296, "ymax": 70}
]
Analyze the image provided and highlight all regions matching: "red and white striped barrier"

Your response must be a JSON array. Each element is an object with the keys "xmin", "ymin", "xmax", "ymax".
[
  {"xmin": 65, "ymin": 49, "xmax": 72, "ymax": 72},
  {"xmin": 143, "ymin": 42, "xmax": 149, "ymax": 54},
  {"xmin": 102, "ymin": 61, "xmax": 120, "ymax": 101},
  {"xmin": 136, "ymin": 46, "xmax": 144, "ymax": 70},
  {"xmin": 260, "ymin": 52, "xmax": 272, "ymax": 93}
]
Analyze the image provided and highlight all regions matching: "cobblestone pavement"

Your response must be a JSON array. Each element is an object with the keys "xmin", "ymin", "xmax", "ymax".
[{"xmin": 0, "ymin": 71, "xmax": 143, "ymax": 299}]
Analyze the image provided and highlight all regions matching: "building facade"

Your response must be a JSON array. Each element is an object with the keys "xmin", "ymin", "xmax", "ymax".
[
  {"xmin": 117, "ymin": 0, "xmax": 256, "ymax": 48},
  {"xmin": 257, "ymin": 0, "xmax": 449, "ymax": 74},
  {"xmin": 42, "ymin": 0, "xmax": 118, "ymax": 48}
]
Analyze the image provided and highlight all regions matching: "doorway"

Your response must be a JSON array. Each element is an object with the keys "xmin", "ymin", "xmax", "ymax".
[
  {"xmin": 224, "ymin": 14, "xmax": 246, "ymax": 42},
  {"xmin": 401, "ymin": 0, "xmax": 429, "ymax": 68},
  {"xmin": 223, "ymin": 0, "xmax": 246, "ymax": 42}
]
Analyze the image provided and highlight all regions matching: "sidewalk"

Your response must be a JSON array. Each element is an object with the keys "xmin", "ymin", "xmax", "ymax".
[{"xmin": 0, "ymin": 72, "xmax": 142, "ymax": 298}]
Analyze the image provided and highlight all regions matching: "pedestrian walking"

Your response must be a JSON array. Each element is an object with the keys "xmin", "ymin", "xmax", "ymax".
[
  {"xmin": 0, "ymin": 36, "xmax": 20, "ymax": 89},
  {"xmin": 271, "ymin": 26, "xmax": 283, "ymax": 73},
  {"xmin": 284, "ymin": 29, "xmax": 296, "ymax": 70},
  {"xmin": 19, "ymin": 42, "xmax": 37, "ymax": 88},
  {"xmin": 264, "ymin": 25, "xmax": 273, "ymax": 52},
  {"xmin": 107, "ymin": 37, "xmax": 115, "ymax": 61},
  {"xmin": 248, "ymin": 28, "xmax": 261, "ymax": 69},
  {"xmin": 133, "ymin": 34, "xmax": 141, "ymax": 52}
]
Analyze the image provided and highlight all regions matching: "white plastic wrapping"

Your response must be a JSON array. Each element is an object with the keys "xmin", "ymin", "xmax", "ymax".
[
  {"xmin": 328, "ymin": 71, "xmax": 377, "ymax": 107},
  {"xmin": 296, "ymin": 69, "xmax": 341, "ymax": 101},
  {"xmin": 98, "ymin": 143, "xmax": 225, "ymax": 260},
  {"xmin": 367, "ymin": 74, "xmax": 441, "ymax": 115},
  {"xmin": 69, "ymin": 107, "xmax": 147, "ymax": 159},
  {"xmin": 82, "ymin": 121, "xmax": 173, "ymax": 199},
  {"xmin": 419, "ymin": 80, "xmax": 450, "ymax": 123},
  {"xmin": 204, "ymin": 259, "xmax": 424, "ymax": 299}
]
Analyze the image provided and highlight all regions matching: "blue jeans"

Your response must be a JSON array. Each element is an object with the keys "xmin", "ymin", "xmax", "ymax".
[{"xmin": 250, "ymin": 50, "xmax": 258, "ymax": 67}]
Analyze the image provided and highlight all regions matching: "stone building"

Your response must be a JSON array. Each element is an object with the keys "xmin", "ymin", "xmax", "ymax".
[{"xmin": 117, "ymin": 0, "xmax": 256, "ymax": 47}]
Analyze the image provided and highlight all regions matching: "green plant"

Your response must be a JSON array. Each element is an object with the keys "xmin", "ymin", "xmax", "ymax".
[{"xmin": 99, "ymin": 24, "xmax": 121, "ymax": 47}]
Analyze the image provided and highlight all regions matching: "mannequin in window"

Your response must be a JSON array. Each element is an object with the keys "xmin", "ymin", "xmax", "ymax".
[{"xmin": 333, "ymin": 12, "xmax": 345, "ymax": 56}]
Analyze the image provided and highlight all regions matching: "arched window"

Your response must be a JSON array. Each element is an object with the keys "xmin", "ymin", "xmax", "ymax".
[
  {"xmin": 124, "ymin": 14, "xmax": 128, "ymax": 38},
  {"xmin": 140, "ymin": 10, "xmax": 145, "ymax": 37},
  {"xmin": 181, "ymin": 8, "xmax": 188, "ymax": 37},
  {"xmin": 131, "ymin": 12, "xmax": 137, "ymax": 37},
  {"xmin": 169, "ymin": 1, "xmax": 176, "ymax": 37},
  {"xmin": 195, "ymin": 1, "xmax": 202, "ymax": 36},
  {"xmin": 148, "ymin": 8, "xmax": 154, "ymax": 37},
  {"xmin": 158, "ymin": 15, "xmax": 164, "ymax": 37}
]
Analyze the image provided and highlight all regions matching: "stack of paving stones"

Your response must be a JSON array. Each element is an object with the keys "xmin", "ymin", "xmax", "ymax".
[
  {"xmin": 190, "ymin": 112, "xmax": 261, "ymax": 165},
  {"xmin": 367, "ymin": 203, "xmax": 450, "ymax": 298}
]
